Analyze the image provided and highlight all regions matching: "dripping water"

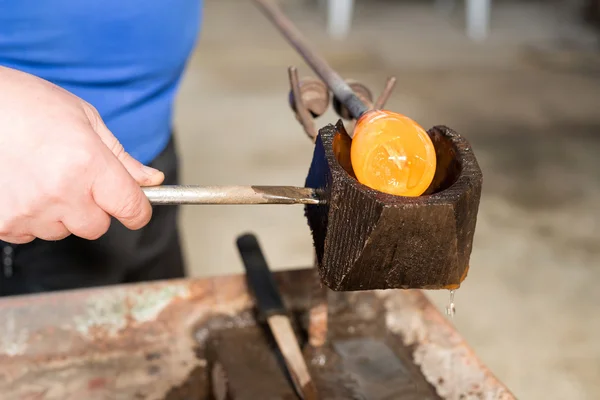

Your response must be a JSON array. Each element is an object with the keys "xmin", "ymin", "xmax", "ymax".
[{"xmin": 445, "ymin": 290, "xmax": 456, "ymax": 319}]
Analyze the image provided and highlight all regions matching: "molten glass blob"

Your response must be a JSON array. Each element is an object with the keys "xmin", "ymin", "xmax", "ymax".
[{"xmin": 350, "ymin": 110, "xmax": 437, "ymax": 197}]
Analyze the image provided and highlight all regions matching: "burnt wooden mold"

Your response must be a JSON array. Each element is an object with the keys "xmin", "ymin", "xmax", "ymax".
[{"xmin": 305, "ymin": 121, "xmax": 482, "ymax": 291}]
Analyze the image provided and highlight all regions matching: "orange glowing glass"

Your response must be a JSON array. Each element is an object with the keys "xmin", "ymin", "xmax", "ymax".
[{"xmin": 350, "ymin": 110, "xmax": 436, "ymax": 197}]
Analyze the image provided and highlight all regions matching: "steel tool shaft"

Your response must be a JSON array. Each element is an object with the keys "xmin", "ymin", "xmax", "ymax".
[
  {"xmin": 142, "ymin": 185, "xmax": 323, "ymax": 205},
  {"xmin": 254, "ymin": 0, "xmax": 368, "ymax": 120}
]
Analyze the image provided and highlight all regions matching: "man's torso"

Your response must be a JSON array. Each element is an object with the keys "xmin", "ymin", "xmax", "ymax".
[{"xmin": 0, "ymin": 0, "xmax": 202, "ymax": 163}]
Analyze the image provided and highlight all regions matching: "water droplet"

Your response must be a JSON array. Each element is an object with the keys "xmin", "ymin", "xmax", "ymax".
[
  {"xmin": 312, "ymin": 353, "xmax": 327, "ymax": 366},
  {"xmin": 446, "ymin": 290, "xmax": 456, "ymax": 318}
]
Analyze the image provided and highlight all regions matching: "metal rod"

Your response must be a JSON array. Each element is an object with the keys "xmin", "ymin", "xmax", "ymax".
[
  {"xmin": 373, "ymin": 77, "xmax": 397, "ymax": 110},
  {"xmin": 254, "ymin": 0, "xmax": 368, "ymax": 119},
  {"xmin": 289, "ymin": 66, "xmax": 318, "ymax": 141},
  {"xmin": 143, "ymin": 185, "xmax": 323, "ymax": 205}
]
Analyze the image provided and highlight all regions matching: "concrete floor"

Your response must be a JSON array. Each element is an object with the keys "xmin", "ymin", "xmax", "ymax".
[{"xmin": 173, "ymin": 1, "xmax": 600, "ymax": 399}]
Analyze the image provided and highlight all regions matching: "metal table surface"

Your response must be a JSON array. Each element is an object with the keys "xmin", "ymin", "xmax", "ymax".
[{"xmin": 0, "ymin": 268, "xmax": 514, "ymax": 400}]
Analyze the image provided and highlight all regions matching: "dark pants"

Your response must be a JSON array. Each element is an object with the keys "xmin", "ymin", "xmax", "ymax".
[{"xmin": 0, "ymin": 137, "xmax": 186, "ymax": 296}]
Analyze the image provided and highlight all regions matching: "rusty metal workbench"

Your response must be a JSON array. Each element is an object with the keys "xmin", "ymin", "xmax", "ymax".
[{"xmin": 0, "ymin": 268, "xmax": 514, "ymax": 400}]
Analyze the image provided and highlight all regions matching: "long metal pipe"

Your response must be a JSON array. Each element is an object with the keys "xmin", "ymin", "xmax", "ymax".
[
  {"xmin": 143, "ymin": 185, "xmax": 323, "ymax": 205},
  {"xmin": 254, "ymin": 0, "xmax": 369, "ymax": 119}
]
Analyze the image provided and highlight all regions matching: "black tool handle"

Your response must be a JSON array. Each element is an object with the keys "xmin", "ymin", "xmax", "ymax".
[{"xmin": 236, "ymin": 233, "xmax": 286, "ymax": 317}]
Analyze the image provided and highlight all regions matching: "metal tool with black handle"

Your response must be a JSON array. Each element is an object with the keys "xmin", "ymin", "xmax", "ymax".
[{"xmin": 236, "ymin": 233, "xmax": 319, "ymax": 400}]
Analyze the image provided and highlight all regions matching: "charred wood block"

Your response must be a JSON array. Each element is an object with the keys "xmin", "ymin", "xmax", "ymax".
[{"xmin": 304, "ymin": 121, "xmax": 482, "ymax": 291}]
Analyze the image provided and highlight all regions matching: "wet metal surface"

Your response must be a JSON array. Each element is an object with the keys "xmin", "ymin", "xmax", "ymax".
[
  {"xmin": 204, "ymin": 287, "xmax": 441, "ymax": 399},
  {"xmin": 333, "ymin": 338, "xmax": 430, "ymax": 400}
]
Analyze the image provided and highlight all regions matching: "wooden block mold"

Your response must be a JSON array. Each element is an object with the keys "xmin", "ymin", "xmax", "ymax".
[{"xmin": 304, "ymin": 121, "xmax": 482, "ymax": 291}]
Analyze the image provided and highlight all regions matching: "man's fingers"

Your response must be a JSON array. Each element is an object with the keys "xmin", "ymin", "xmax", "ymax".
[
  {"xmin": 94, "ymin": 122, "xmax": 165, "ymax": 187},
  {"xmin": 0, "ymin": 234, "xmax": 35, "ymax": 244},
  {"xmin": 92, "ymin": 153, "xmax": 153, "ymax": 230},
  {"xmin": 62, "ymin": 203, "xmax": 112, "ymax": 240},
  {"xmin": 29, "ymin": 221, "xmax": 71, "ymax": 241},
  {"xmin": 84, "ymin": 106, "xmax": 155, "ymax": 230}
]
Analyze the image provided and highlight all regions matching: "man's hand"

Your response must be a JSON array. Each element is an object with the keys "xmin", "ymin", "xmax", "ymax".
[{"xmin": 0, "ymin": 66, "xmax": 164, "ymax": 244}]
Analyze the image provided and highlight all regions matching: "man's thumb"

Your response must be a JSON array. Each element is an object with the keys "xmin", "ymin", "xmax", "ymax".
[
  {"xmin": 119, "ymin": 153, "xmax": 165, "ymax": 187},
  {"xmin": 95, "ymin": 123, "xmax": 165, "ymax": 187}
]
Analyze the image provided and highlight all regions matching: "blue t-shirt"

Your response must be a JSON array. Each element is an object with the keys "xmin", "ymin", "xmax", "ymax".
[{"xmin": 0, "ymin": 1, "xmax": 202, "ymax": 164}]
